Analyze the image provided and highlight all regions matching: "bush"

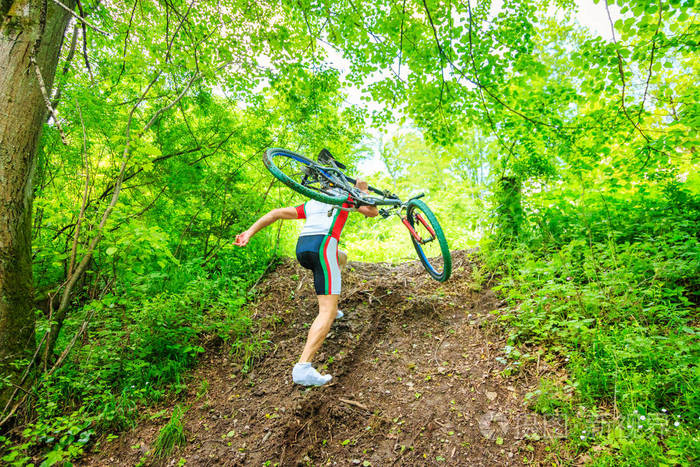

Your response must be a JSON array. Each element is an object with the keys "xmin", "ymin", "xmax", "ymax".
[{"xmin": 484, "ymin": 181, "xmax": 699, "ymax": 463}]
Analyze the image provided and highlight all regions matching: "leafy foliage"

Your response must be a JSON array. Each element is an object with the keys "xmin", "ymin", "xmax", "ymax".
[
  {"xmin": 484, "ymin": 177, "xmax": 699, "ymax": 463},
  {"xmin": 0, "ymin": 0, "xmax": 697, "ymax": 464}
]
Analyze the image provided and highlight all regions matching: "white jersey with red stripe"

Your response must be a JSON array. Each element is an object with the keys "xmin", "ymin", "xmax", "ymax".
[{"xmin": 296, "ymin": 197, "xmax": 352, "ymax": 240}]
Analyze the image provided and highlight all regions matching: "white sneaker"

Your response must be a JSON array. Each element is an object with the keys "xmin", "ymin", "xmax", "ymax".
[{"xmin": 292, "ymin": 363, "xmax": 332, "ymax": 386}]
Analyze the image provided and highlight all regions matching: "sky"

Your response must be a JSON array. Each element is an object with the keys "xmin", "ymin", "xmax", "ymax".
[{"xmin": 571, "ymin": 0, "xmax": 617, "ymax": 40}]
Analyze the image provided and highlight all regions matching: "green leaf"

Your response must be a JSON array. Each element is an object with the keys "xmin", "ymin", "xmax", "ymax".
[{"xmin": 40, "ymin": 449, "xmax": 65, "ymax": 467}]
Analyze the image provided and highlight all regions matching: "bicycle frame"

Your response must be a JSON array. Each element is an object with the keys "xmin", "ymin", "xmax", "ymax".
[
  {"xmin": 301, "ymin": 157, "xmax": 440, "ymax": 245},
  {"xmin": 306, "ymin": 159, "xmax": 409, "ymax": 207}
]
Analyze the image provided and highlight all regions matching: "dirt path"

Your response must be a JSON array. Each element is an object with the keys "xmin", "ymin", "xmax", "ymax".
[{"xmin": 83, "ymin": 251, "xmax": 562, "ymax": 466}]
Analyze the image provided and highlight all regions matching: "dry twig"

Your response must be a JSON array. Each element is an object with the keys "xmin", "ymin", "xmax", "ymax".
[{"xmin": 339, "ymin": 398, "xmax": 370, "ymax": 412}]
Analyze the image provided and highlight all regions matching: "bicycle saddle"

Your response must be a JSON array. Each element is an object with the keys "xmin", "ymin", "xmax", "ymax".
[{"xmin": 317, "ymin": 148, "xmax": 346, "ymax": 170}]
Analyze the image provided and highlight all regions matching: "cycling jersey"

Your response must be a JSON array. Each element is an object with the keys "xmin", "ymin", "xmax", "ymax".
[{"xmin": 296, "ymin": 198, "xmax": 352, "ymax": 239}]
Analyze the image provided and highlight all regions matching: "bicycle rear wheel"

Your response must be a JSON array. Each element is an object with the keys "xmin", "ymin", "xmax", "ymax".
[
  {"xmin": 406, "ymin": 199, "xmax": 451, "ymax": 282},
  {"xmin": 263, "ymin": 148, "xmax": 349, "ymax": 206}
]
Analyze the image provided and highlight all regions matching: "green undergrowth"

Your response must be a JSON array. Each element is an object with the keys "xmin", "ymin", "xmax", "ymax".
[
  {"xmin": 151, "ymin": 405, "xmax": 187, "ymax": 460},
  {"xmin": 483, "ymin": 184, "xmax": 700, "ymax": 465},
  {"xmin": 1, "ymin": 248, "xmax": 274, "ymax": 466}
]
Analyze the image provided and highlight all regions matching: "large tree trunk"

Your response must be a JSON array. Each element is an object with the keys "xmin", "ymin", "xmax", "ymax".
[
  {"xmin": 0, "ymin": 0, "xmax": 74, "ymax": 409},
  {"xmin": 494, "ymin": 176, "xmax": 524, "ymax": 243}
]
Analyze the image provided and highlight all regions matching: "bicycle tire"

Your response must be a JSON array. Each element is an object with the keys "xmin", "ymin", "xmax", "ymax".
[
  {"xmin": 263, "ymin": 148, "xmax": 349, "ymax": 206},
  {"xmin": 406, "ymin": 199, "xmax": 452, "ymax": 282}
]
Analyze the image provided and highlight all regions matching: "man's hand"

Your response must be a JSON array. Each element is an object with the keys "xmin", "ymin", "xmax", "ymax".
[
  {"xmin": 355, "ymin": 179, "xmax": 369, "ymax": 193},
  {"xmin": 234, "ymin": 230, "xmax": 252, "ymax": 247},
  {"xmin": 355, "ymin": 179, "xmax": 379, "ymax": 217}
]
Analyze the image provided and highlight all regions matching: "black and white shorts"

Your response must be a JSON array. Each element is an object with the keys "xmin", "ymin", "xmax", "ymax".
[{"xmin": 296, "ymin": 234, "xmax": 341, "ymax": 295}]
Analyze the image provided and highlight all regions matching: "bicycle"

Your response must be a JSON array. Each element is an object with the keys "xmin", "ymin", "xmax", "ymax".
[{"xmin": 263, "ymin": 147, "xmax": 452, "ymax": 282}]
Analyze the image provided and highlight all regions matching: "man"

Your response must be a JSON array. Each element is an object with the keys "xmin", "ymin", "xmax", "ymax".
[{"xmin": 234, "ymin": 179, "xmax": 378, "ymax": 386}]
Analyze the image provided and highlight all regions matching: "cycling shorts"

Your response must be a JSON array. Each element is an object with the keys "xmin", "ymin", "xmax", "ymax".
[{"xmin": 296, "ymin": 234, "xmax": 341, "ymax": 295}]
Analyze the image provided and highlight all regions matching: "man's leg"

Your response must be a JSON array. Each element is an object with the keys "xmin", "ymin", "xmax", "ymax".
[
  {"xmin": 299, "ymin": 294, "xmax": 339, "ymax": 362},
  {"xmin": 293, "ymin": 294, "xmax": 338, "ymax": 386}
]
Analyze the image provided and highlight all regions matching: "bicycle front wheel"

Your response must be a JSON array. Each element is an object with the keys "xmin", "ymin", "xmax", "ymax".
[
  {"xmin": 263, "ymin": 148, "xmax": 349, "ymax": 206},
  {"xmin": 406, "ymin": 199, "xmax": 452, "ymax": 282}
]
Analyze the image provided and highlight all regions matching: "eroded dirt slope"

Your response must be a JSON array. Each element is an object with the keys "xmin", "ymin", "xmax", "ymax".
[{"xmin": 83, "ymin": 251, "xmax": 562, "ymax": 466}]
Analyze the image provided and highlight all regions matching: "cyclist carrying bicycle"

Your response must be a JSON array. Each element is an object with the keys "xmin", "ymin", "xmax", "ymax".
[{"xmin": 235, "ymin": 168, "xmax": 378, "ymax": 386}]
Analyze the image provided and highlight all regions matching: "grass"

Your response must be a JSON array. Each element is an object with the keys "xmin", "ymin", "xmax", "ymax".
[{"xmin": 152, "ymin": 405, "xmax": 187, "ymax": 459}]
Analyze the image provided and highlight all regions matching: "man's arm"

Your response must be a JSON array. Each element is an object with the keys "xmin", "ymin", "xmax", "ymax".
[
  {"xmin": 358, "ymin": 205, "xmax": 379, "ymax": 218},
  {"xmin": 354, "ymin": 179, "xmax": 379, "ymax": 218},
  {"xmin": 234, "ymin": 206, "xmax": 301, "ymax": 247}
]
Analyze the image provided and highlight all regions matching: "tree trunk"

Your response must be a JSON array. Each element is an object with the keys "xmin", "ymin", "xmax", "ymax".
[
  {"xmin": 494, "ymin": 176, "xmax": 524, "ymax": 243},
  {"xmin": 0, "ymin": 0, "xmax": 74, "ymax": 409}
]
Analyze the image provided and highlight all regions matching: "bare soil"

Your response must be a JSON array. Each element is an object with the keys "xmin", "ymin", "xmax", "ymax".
[{"xmin": 81, "ymin": 251, "xmax": 564, "ymax": 466}]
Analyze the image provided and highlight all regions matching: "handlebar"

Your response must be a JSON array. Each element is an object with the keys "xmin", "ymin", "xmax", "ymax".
[{"xmin": 342, "ymin": 174, "xmax": 392, "ymax": 198}]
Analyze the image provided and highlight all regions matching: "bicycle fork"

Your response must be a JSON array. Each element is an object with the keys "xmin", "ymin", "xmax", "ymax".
[{"xmin": 402, "ymin": 213, "xmax": 436, "ymax": 244}]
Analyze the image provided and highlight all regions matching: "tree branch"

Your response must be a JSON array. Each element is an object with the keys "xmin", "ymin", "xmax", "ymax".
[
  {"xmin": 457, "ymin": 0, "xmax": 573, "ymax": 130},
  {"xmin": 165, "ymin": 0, "xmax": 196, "ymax": 63},
  {"xmin": 637, "ymin": 0, "xmax": 663, "ymax": 122},
  {"xmin": 41, "ymin": 46, "xmax": 177, "ymax": 364},
  {"xmin": 466, "ymin": 0, "xmax": 520, "ymax": 166},
  {"xmin": 108, "ymin": 184, "xmax": 167, "ymax": 232},
  {"xmin": 142, "ymin": 71, "xmax": 202, "ymax": 133},
  {"xmin": 76, "ymin": 0, "xmax": 95, "ymax": 83},
  {"xmin": 47, "ymin": 308, "xmax": 95, "ymax": 375},
  {"xmin": 604, "ymin": 0, "xmax": 650, "ymax": 143},
  {"xmin": 51, "ymin": 0, "xmax": 109, "ymax": 35},
  {"xmin": 50, "ymin": 24, "xmax": 79, "ymax": 111},
  {"xmin": 31, "ymin": 57, "xmax": 68, "ymax": 144},
  {"xmin": 114, "ymin": 0, "xmax": 139, "ymax": 87}
]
